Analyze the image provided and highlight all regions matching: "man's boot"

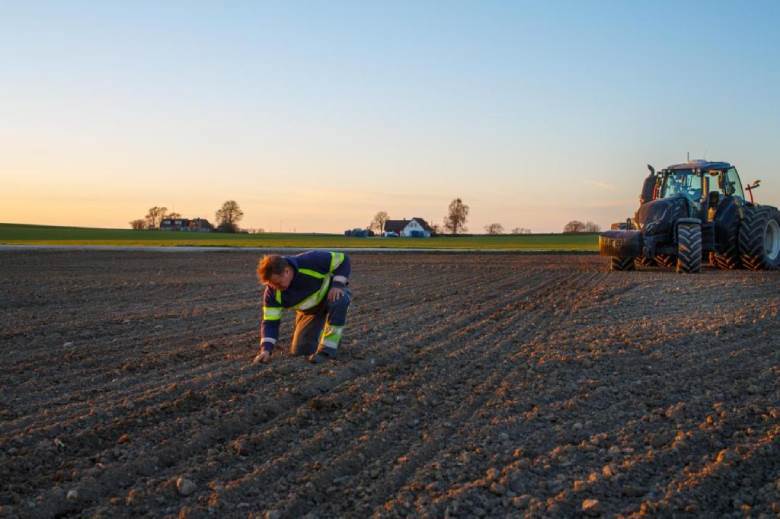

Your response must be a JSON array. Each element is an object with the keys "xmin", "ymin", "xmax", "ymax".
[{"xmin": 308, "ymin": 346, "xmax": 337, "ymax": 364}]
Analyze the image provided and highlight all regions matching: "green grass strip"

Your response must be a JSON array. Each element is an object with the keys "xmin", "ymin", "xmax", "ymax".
[{"xmin": 0, "ymin": 223, "xmax": 598, "ymax": 251}]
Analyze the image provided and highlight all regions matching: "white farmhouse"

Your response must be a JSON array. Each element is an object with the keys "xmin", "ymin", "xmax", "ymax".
[{"xmin": 383, "ymin": 217, "xmax": 434, "ymax": 237}]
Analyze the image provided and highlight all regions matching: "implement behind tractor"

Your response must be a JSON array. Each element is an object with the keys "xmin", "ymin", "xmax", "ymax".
[{"xmin": 600, "ymin": 160, "xmax": 780, "ymax": 272}]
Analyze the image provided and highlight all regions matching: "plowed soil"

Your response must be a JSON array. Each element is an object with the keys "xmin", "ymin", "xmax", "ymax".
[{"xmin": 1, "ymin": 251, "xmax": 778, "ymax": 518}]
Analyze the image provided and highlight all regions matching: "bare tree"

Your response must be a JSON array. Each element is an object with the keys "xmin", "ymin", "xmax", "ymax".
[
  {"xmin": 484, "ymin": 223, "xmax": 504, "ymax": 235},
  {"xmin": 584, "ymin": 221, "xmax": 601, "ymax": 232},
  {"xmin": 167, "ymin": 212, "xmax": 182, "ymax": 219},
  {"xmin": 145, "ymin": 206, "xmax": 168, "ymax": 229},
  {"xmin": 563, "ymin": 220, "xmax": 586, "ymax": 233},
  {"xmin": 511, "ymin": 227, "xmax": 532, "ymax": 234},
  {"xmin": 129, "ymin": 219, "xmax": 147, "ymax": 230},
  {"xmin": 443, "ymin": 198, "xmax": 469, "ymax": 234},
  {"xmin": 369, "ymin": 211, "xmax": 389, "ymax": 233},
  {"xmin": 431, "ymin": 223, "xmax": 442, "ymax": 235},
  {"xmin": 216, "ymin": 200, "xmax": 244, "ymax": 232}
]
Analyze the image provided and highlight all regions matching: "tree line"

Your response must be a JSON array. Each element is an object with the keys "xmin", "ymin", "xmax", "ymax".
[
  {"xmin": 562, "ymin": 220, "xmax": 601, "ymax": 233},
  {"xmin": 369, "ymin": 198, "xmax": 523, "ymax": 235},
  {"xmin": 368, "ymin": 198, "xmax": 601, "ymax": 235},
  {"xmin": 129, "ymin": 197, "xmax": 601, "ymax": 235},
  {"xmin": 129, "ymin": 200, "xmax": 245, "ymax": 232}
]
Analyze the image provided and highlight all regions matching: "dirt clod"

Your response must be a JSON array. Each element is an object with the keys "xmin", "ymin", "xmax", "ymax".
[{"xmin": 582, "ymin": 498, "xmax": 601, "ymax": 516}]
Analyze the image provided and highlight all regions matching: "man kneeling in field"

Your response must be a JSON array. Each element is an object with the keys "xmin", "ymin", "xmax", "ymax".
[{"xmin": 253, "ymin": 251, "xmax": 351, "ymax": 365}]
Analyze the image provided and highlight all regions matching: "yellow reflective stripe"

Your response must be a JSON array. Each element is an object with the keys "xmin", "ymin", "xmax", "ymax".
[
  {"xmin": 322, "ymin": 324, "xmax": 343, "ymax": 340},
  {"xmin": 320, "ymin": 324, "xmax": 344, "ymax": 349},
  {"xmin": 292, "ymin": 277, "xmax": 331, "ymax": 310},
  {"xmin": 298, "ymin": 268, "xmax": 325, "ymax": 279},
  {"xmin": 275, "ymin": 263, "xmax": 338, "ymax": 311},
  {"xmin": 263, "ymin": 306, "xmax": 282, "ymax": 320},
  {"xmin": 330, "ymin": 252, "xmax": 345, "ymax": 272}
]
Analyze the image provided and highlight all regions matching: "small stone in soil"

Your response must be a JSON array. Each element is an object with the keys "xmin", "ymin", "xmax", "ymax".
[{"xmin": 176, "ymin": 478, "xmax": 196, "ymax": 496}]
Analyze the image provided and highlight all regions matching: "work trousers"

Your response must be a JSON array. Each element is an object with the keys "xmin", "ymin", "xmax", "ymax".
[{"xmin": 290, "ymin": 288, "xmax": 351, "ymax": 356}]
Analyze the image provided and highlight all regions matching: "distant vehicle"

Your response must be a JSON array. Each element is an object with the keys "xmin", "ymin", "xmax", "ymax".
[
  {"xmin": 382, "ymin": 231, "xmax": 399, "ymax": 237},
  {"xmin": 600, "ymin": 160, "xmax": 779, "ymax": 273},
  {"xmin": 344, "ymin": 228, "xmax": 372, "ymax": 237}
]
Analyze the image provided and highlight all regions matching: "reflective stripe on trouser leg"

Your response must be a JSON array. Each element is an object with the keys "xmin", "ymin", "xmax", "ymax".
[
  {"xmin": 319, "ymin": 324, "xmax": 344, "ymax": 350},
  {"xmin": 320, "ymin": 287, "xmax": 350, "ymax": 350}
]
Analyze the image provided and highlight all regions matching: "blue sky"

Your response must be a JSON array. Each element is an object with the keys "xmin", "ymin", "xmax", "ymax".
[{"xmin": 2, "ymin": 1, "xmax": 779, "ymax": 232}]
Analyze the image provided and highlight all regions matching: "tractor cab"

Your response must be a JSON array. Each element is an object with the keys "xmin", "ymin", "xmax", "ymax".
[
  {"xmin": 657, "ymin": 161, "xmax": 745, "ymax": 220},
  {"xmin": 632, "ymin": 161, "xmax": 745, "ymax": 261}
]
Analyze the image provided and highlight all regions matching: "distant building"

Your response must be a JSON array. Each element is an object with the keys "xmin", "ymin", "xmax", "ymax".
[
  {"xmin": 383, "ymin": 217, "xmax": 434, "ymax": 237},
  {"xmin": 189, "ymin": 218, "xmax": 214, "ymax": 232},
  {"xmin": 160, "ymin": 218, "xmax": 185, "ymax": 231},
  {"xmin": 160, "ymin": 217, "xmax": 213, "ymax": 232}
]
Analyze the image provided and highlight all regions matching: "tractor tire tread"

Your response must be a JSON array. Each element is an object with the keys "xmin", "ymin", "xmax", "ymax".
[
  {"xmin": 739, "ymin": 206, "xmax": 780, "ymax": 271},
  {"xmin": 610, "ymin": 256, "xmax": 635, "ymax": 271},
  {"xmin": 635, "ymin": 256, "xmax": 656, "ymax": 268},
  {"xmin": 677, "ymin": 223, "xmax": 702, "ymax": 274},
  {"xmin": 656, "ymin": 254, "xmax": 676, "ymax": 268}
]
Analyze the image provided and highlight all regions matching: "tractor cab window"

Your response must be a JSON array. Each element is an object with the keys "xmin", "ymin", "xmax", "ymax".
[
  {"xmin": 704, "ymin": 170, "xmax": 724, "ymax": 194},
  {"xmin": 703, "ymin": 171, "xmax": 724, "ymax": 210},
  {"xmin": 723, "ymin": 167, "xmax": 745, "ymax": 200},
  {"xmin": 661, "ymin": 170, "xmax": 702, "ymax": 203}
]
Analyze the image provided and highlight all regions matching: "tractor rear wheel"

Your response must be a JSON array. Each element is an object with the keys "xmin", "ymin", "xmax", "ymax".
[
  {"xmin": 739, "ymin": 206, "xmax": 780, "ymax": 270},
  {"xmin": 677, "ymin": 222, "xmax": 702, "ymax": 273},
  {"xmin": 610, "ymin": 256, "xmax": 635, "ymax": 271}
]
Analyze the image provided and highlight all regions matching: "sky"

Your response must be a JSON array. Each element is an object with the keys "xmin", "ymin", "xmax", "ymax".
[{"xmin": 2, "ymin": 1, "xmax": 779, "ymax": 233}]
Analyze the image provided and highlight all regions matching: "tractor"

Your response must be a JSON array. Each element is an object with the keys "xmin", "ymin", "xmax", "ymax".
[{"xmin": 600, "ymin": 160, "xmax": 780, "ymax": 273}]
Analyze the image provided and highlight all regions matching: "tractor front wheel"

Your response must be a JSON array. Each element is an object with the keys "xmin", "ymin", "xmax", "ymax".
[
  {"xmin": 739, "ymin": 206, "xmax": 780, "ymax": 270},
  {"xmin": 677, "ymin": 223, "xmax": 702, "ymax": 273},
  {"xmin": 610, "ymin": 256, "xmax": 635, "ymax": 271}
]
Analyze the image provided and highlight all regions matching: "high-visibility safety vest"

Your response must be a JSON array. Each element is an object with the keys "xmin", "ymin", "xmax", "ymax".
[{"xmin": 262, "ymin": 252, "xmax": 345, "ymax": 320}]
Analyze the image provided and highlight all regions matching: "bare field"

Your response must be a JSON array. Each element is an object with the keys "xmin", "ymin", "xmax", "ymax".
[{"xmin": 1, "ymin": 251, "xmax": 778, "ymax": 518}]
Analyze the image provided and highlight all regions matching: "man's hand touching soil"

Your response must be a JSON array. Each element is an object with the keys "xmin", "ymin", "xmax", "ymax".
[{"xmin": 252, "ymin": 349, "xmax": 271, "ymax": 364}]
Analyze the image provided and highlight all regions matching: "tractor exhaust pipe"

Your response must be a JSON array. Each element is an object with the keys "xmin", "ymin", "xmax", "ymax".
[{"xmin": 640, "ymin": 165, "xmax": 658, "ymax": 204}]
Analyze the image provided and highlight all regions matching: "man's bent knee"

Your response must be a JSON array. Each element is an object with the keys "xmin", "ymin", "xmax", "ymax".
[
  {"xmin": 327, "ymin": 290, "xmax": 351, "ymax": 312},
  {"xmin": 290, "ymin": 340, "xmax": 318, "ymax": 356}
]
